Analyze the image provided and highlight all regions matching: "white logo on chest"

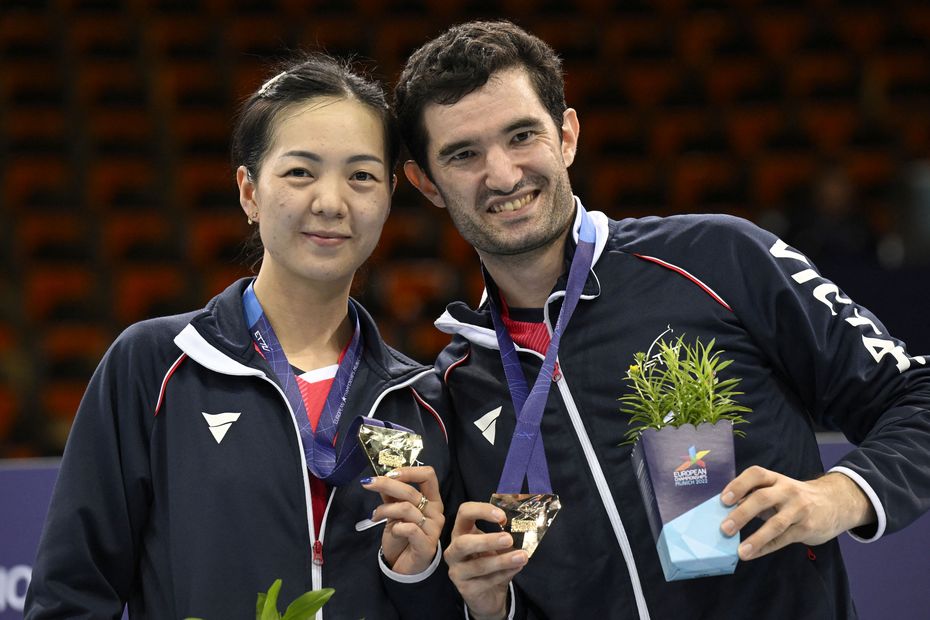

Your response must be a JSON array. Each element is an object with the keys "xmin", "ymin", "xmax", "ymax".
[{"xmin": 202, "ymin": 412, "xmax": 242, "ymax": 444}]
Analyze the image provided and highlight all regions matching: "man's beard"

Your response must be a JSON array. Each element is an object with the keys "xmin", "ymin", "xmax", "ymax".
[{"xmin": 441, "ymin": 171, "xmax": 575, "ymax": 258}]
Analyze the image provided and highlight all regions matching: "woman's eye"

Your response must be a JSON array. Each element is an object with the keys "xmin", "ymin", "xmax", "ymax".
[
  {"xmin": 285, "ymin": 168, "xmax": 312, "ymax": 178},
  {"xmin": 351, "ymin": 171, "xmax": 377, "ymax": 182}
]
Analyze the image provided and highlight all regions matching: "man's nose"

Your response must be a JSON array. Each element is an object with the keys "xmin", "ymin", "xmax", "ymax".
[{"xmin": 484, "ymin": 146, "xmax": 521, "ymax": 193}]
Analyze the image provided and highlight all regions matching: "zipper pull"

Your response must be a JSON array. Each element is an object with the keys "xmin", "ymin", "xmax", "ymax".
[
  {"xmin": 552, "ymin": 361, "xmax": 562, "ymax": 382},
  {"xmin": 312, "ymin": 540, "xmax": 324, "ymax": 566}
]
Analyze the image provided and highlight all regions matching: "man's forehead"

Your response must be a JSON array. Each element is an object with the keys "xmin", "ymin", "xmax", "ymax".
[{"xmin": 422, "ymin": 69, "xmax": 549, "ymax": 154}]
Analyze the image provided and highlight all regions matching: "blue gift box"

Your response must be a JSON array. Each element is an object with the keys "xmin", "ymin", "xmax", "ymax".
[{"xmin": 631, "ymin": 421, "xmax": 739, "ymax": 581}]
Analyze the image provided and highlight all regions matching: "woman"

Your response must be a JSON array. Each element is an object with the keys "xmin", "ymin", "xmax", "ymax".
[{"xmin": 26, "ymin": 54, "xmax": 458, "ymax": 619}]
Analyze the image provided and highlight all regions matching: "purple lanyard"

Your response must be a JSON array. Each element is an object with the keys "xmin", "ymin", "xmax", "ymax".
[
  {"xmin": 487, "ymin": 208, "xmax": 596, "ymax": 494},
  {"xmin": 243, "ymin": 283, "xmax": 394, "ymax": 486}
]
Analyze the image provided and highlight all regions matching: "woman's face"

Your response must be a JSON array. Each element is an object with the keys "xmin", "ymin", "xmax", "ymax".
[{"xmin": 238, "ymin": 97, "xmax": 392, "ymax": 290}]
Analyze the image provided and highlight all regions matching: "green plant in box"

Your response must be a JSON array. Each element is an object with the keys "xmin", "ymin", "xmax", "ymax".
[{"xmin": 620, "ymin": 336, "xmax": 750, "ymax": 443}]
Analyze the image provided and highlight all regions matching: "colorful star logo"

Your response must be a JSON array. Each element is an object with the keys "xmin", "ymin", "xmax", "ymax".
[{"xmin": 675, "ymin": 445, "xmax": 711, "ymax": 472}]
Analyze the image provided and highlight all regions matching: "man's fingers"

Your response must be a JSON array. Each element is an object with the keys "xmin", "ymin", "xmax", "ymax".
[
  {"xmin": 738, "ymin": 509, "xmax": 800, "ymax": 560},
  {"xmin": 450, "ymin": 551, "xmax": 527, "ymax": 583},
  {"xmin": 445, "ymin": 531, "xmax": 514, "ymax": 564},
  {"xmin": 451, "ymin": 502, "xmax": 507, "ymax": 538},
  {"xmin": 721, "ymin": 465, "xmax": 779, "ymax": 506},
  {"xmin": 721, "ymin": 485, "xmax": 780, "ymax": 535}
]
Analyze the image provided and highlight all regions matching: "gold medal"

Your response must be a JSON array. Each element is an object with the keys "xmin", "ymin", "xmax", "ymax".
[
  {"xmin": 489, "ymin": 493, "xmax": 561, "ymax": 558},
  {"xmin": 358, "ymin": 424, "xmax": 423, "ymax": 476}
]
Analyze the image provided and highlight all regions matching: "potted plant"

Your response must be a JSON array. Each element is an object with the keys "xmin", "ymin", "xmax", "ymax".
[{"xmin": 620, "ymin": 336, "xmax": 750, "ymax": 581}]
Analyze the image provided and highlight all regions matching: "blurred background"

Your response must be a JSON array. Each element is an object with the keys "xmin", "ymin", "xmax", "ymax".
[{"xmin": 1, "ymin": 0, "xmax": 928, "ymax": 457}]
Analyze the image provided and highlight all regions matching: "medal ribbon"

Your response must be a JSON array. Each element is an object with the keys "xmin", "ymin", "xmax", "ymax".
[
  {"xmin": 488, "ymin": 207, "xmax": 596, "ymax": 494},
  {"xmin": 243, "ymin": 283, "xmax": 409, "ymax": 486}
]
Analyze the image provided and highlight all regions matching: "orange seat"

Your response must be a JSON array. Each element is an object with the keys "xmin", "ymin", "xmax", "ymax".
[
  {"xmin": 86, "ymin": 157, "xmax": 156, "ymax": 210},
  {"xmin": 101, "ymin": 211, "xmax": 178, "ymax": 262},
  {"xmin": 41, "ymin": 322, "xmax": 112, "ymax": 380},
  {"xmin": 42, "ymin": 380, "xmax": 88, "ymax": 422},
  {"xmin": 724, "ymin": 103, "xmax": 783, "ymax": 157},
  {"xmin": 786, "ymin": 51, "xmax": 855, "ymax": 98},
  {"xmin": 0, "ymin": 384, "xmax": 18, "ymax": 441},
  {"xmin": 752, "ymin": 8, "xmax": 809, "ymax": 62},
  {"xmin": 188, "ymin": 212, "xmax": 250, "ymax": 267},
  {"xmin": 799, "ymin": 101, "xmax": 860, "ymax": 154},
  {"xmin": 14, "ymin": 211, "xmax": 89, "ymax": 262},
  {"xmin": 4, "ymin": 156, "xmax": 69, "ymax": 212},
  {"xmin": 752, "ymin": 153, "xmax": 817, "ymax": 207},
  {"xmin": 69, "ymin": 13, "xmax": 135, "ymax": 59},
  {"xmin": 834, "ymin": 7, "xmax": 887, "ymax": 56},
  {"xmin": 670, "ymin": 153, "xmax": 737, "ymax": 211},
  {"xmin": 24, "ymin": 264, "xmax": 98, "ymax": 322},
  {"xmin": 175, "ymin": 157, "xmax": 236, "ymax": 210},
  {"xmin": 650, "ymin": 107, "xmax": 707, "ymax": 158},
  {"xmin": 112, "ymin": 263, "xmax": 189, "ymax": 325}
]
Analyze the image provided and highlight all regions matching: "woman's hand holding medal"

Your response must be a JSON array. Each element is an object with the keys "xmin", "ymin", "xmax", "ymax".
[{"xmin": 362, "ymin": 466, "xmax": 445, "ymax": 574}]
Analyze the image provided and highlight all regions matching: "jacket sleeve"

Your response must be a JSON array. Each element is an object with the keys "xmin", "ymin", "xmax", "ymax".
[
  {"xmin": 380, "ymin": 370, "xmax": 465, "ymax": 619},
  {"xmin": 694, "ymin": 216, "xmax": 930, "ymax": 539},
  {"xmin": 25, "ymin": 324, "xmax": 164, "ymax": 618}
]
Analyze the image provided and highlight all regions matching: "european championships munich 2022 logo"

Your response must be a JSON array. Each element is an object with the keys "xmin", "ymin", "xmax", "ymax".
[{"xmin": 673, "ymin": 445, "xmax": 711, "ymax": 487}]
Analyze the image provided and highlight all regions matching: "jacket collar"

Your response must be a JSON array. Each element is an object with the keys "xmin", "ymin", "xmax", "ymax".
[
  {"xmin": 435, "ymin": 197, "xmax": 610, "ymax": 347},
  {"xmin": 175, "ymin": 278, "xmax": 427, "ymax": 383}
]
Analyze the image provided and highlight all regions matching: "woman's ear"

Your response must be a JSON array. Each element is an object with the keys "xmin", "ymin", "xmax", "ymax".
[
  {"xmin": 236, "ymin": 166, "xmax": 259, "ymax": 222},
  {"xmin": 403, "ymin": 161, "xmax": 446, "ymax": 209}
]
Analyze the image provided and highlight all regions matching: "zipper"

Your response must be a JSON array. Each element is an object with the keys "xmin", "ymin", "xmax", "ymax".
[
  {"xmin": 255, "ymin": 374, "xmax": 326, "ymax": 617},
  {"xmin": 556, "ymin": 368, "xmax": 651, "ymax": 620}
]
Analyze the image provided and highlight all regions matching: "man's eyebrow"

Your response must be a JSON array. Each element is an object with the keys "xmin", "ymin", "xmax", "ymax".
[
  {"xmin": 504, "ymin": 117, "xmax": 546, "ymax": 134},
  {"xmin": 437, "ymin": 139, "xmax": 474, "ymax": 161},
  {"xmin": 436, "ymin": 117, "xmax": 548, "ymax": 160}
]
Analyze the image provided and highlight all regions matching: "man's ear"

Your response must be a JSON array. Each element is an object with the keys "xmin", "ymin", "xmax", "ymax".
[
  {"xmin": 403, "ymin": 160, "xmax": 446, "ymax": 209},
  {"xmin": 561, "ymin": 108, "xmax": 580, "ymax": 168},
  {"xmin": 236, "ymin": 165, "xmax": 258, "ymax": 220}
]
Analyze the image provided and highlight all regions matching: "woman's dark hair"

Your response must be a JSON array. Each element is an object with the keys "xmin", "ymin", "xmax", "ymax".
[
  {"xmin": 393, "ymin": 20, "xmax": 565, "ymax": 176},
  {"xmin": 231, "ymin": 52, "xmax": 399, "ymax": 270}
]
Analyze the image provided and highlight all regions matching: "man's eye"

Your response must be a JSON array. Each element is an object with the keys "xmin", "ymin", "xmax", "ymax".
[
  {"xmin": 450, "ymin": 150, "xmax": 474, "ymax": 162},
  {"xmin": 513, "ymin": 131, "xmax": 535, "ymax": 143}
]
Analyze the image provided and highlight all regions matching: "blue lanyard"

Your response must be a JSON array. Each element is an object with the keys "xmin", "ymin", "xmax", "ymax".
[
  {"xmin": 487, "ymin": 207, "xmax": 596, "ymax": 494},
  {"xmin": 243, "ymin": 283, "xmax": 391, "ymax": 486}
]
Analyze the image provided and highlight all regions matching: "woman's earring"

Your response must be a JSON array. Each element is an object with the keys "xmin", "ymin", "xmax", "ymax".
[{"xmin": 247, "ymin": 212, "xmax": 258, "ymax": 225}]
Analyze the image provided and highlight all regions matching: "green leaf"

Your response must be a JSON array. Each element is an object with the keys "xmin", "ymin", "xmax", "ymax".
[
  {"xmin": 260, "ymin": 579, "xmax": 284, "ymax": 620},
  {"xmin": 282, "ymin": 588, "xmax": 336, "ymax": 620},
  {"xmin": 618, "ymin": 335, "xmax": 751, "ymax": 441}
]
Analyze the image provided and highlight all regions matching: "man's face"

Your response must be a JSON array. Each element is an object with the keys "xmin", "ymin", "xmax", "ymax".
[{"xmin": 407, "ymin": 67, "xmax": 579, "ymax": 259}]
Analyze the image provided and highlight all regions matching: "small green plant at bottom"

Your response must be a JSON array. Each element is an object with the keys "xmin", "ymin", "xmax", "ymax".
[{"xmin": 185, "ymin": 580, "xmax": 334, "ymax": 620}]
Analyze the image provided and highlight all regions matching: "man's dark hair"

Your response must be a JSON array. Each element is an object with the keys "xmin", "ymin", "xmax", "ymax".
[{"xmin": 393, "ymin": 20, "xmax": 565, "ymax": 175}]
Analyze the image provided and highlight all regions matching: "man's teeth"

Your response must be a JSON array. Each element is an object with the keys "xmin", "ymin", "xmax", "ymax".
[{"xmin": 490, "ymin": 194, "xmax": 534, "ymax": 214}]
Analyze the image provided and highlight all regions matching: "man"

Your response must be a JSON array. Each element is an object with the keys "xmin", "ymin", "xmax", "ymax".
[{"xmin": 394, "ymin": 20, "xmax": 930, "ymax": 619}]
